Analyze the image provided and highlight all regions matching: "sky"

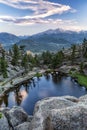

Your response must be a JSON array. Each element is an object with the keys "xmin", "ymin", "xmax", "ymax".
[{"xmin": 0, "ymin": 0, "xmax": 87, "ymax": 35}]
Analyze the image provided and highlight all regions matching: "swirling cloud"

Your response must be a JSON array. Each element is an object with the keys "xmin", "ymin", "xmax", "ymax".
[
  {"xmin": 0, "ymin": 15, "xmax": 76, "ymax": 26},
  {"xmin": 0, "ymin": 0, "xmax": 81, "ymax": 34},
  {"xmin": 0, "ymin": 0, "xmax": 75, "ymax": 18}
]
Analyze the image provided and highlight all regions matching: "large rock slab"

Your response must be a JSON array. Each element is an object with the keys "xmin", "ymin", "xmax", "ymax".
[
  {"xmin": 0, "ymin": 112, "xmax": 10, "ymax": 130},
  {"xmin": 51, "ymin": 105, "xmax": 87, "ymax": 130},
  {"xmin": 14, "ymin": 122, "xmax": 30, "ymax": 130},
  {"xmin": 31, "ymin": 96, "xmax": 77, "ymax": 130},
  {"xmin": 1, "ymin": 95, "xmax": 87, "ymax": 130},
  {"xmin": 5, "ymin": 106, "xmax": 28, "ymax": 128},
  {"xmin": 31, "ymin": 95, "xmax": 87, "ymax": 130}
]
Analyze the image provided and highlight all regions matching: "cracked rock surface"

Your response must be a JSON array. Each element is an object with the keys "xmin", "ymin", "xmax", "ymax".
[{"xmin": 1, "ymin": 95, "xmax": 87, "ymax": 130}]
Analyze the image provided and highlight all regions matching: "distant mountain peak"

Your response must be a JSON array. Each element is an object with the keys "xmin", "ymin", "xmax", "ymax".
[
  {"xmin": 15, "ymin": 28, "xmax": 87, "ymax": 53},
  {"xmin": 0, "ymin": 32, "xmax": 20, "ymax": 45},
  {"xmin": 0, "ymin": 28, "xmax": 87, "ymax": 52},
  {"xmin": 32, "ymin": 28, "xmax": 79, "ymax": 37}
]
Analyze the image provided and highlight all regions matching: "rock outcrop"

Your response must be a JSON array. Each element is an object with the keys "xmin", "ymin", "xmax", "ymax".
[
  {"xmin": 0, "ymin": 107, "xmax": 32, "ymax": 130},
  {"xmin": 0, "ymin": 113, "xmax": 10, "ymax": 130},
  {"xmin": 1, "ymin": 95, "xmax": 87, "ymax": 130}
]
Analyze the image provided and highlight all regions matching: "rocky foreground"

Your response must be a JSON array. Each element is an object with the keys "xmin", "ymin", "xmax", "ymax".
[{"xmin": 1, "ymin": 95, "xmax": 87, "ymax": 130}]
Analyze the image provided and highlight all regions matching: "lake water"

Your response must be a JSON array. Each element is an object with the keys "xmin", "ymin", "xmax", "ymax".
[{"xmin": 0, "ymin": 74, "xmax": 87, "ymax": 115}]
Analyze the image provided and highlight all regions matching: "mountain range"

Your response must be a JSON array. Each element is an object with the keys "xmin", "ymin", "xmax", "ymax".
[
  {"xmin": 0, "ymin": 32, "xmax": 20, "ymax": 46},
  {"xmin": 0, "ymin": 29, "xmax": 87, "ymax": 52}
]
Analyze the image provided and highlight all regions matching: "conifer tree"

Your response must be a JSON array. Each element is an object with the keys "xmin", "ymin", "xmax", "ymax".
[
  {"xmin": 11, "ymin": 44, "xmax": 20, "ymax": 65},
  {"xmin": 80, "ymin": 62, "xmax": 84, "ymax": 73},
  {"xmin": 21, "ymin": 54, "xmax": 28, "ymax": 71},
  {"xmin": 0, "ymin": 50, "xmax": 8, "ymax": 78},
  {"xmin": 52, "ymin": 50, "xmax": 64, "ymax": 68},
  {"xmin": 71, "ymin": 44, "xmax": 76, "ymax": 64}
]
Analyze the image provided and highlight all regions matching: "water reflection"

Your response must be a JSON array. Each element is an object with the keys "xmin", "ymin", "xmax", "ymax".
[
  {"xmin": 44, "ymin": 74, "xmax": 50, "ymax": 81},
  {"xmin": 3, "ymin": 94, "xmax": 9, "ymax": 107},
  {"xmin": 23, "ymin": 83, "xmax": 29, "ymax": 93},
  {"xmin": 0, "ymin": 94, "xmax": 9, "ymax": 107},
  {"xmin": 52, "ymin": 74, "xmax": 62, "ymax": 84},
  {"xmin": 20, "ymin": 90, "xmax": 28, "ymax": 100},
  {"xmin": 0, "ymin": 74, "xmax": 87, "ymax": 115}
]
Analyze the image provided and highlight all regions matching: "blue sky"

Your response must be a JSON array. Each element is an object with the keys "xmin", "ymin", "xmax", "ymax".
[{"xmin": 0, "ymin": 0, "xmax": 87, "ymax": 35}]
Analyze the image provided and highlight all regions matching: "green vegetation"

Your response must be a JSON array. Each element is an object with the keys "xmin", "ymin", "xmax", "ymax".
[
  {"xmin": 41, "ymin": 51, "xmax": 53, "ymax": 65},
  {"xmin": 0, "ymin": 113, "xmax": 3, "ymax": 119},
  {"xmin": 52, "ymin": 50, "xmax": 64, "ymax": 68},
  {"xmin": 11, "ymin": 44, "xmax": 20, "ymax": 65},
  {"xmin": 71, "ymin": 44, "xmax": 76, "ymax": 64},
  {"xmin": 70, "ymin": 72, "xmax": 87, "ymax": 88},
  {"xmin": 80, "ymin": 62, "xmax": 84, "ymax": 73},
  {"xmin": 45, "ymin": 69, "xmax": 53, "ymax": 73},
  {"xmin": 0, "ymin": 38, "xmax": 87, "ymax": 89},
  {"xmin": 40, "ymin": 50, "xmax": 64, "ymax": 69},
  {"xmin": 83, "ymin": 38, "xmax": 87, "ymax": 58},
  {"xmin": 21, "ymin": 54, "xmax": 28, "ymax": 71},
  {"xmin": 35, "ymin": 72, "xmax": 42, "ymax": 78},
  {"xmin": 0, "ymin": 50, "xmax": 8, "ymax": 78}
]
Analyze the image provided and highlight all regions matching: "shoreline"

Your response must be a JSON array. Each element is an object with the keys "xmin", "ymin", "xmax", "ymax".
[
  {"xmin": 0, "ymin": 69, "xmax": 45, "ymax": 98},
  {"xmin": 0, "ymin": 68, "xmax": 87, "ymax": 99}
]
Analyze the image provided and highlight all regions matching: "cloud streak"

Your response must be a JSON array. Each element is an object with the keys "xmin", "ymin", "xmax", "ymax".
[
  {"xmin": 0, "ymin": 14, "xmax": 63, "ymax": 25},
  {"xmin": 0, "ymin": 0, "xmax": 76, "ymax": 19},
  {"xmin": 0, "ymin": 15, "xmax": 60, "ymax": 25},
  {"xmin": 0, "ymin": 15, "xmax": 83, "ymax": 32},
  {"xmin": 0, "ymin": 0, "xmax": 76, "ymax": 26},
  {"xmin": 0, "ymin": 0, "xmax": 81, "ymax": 33}
]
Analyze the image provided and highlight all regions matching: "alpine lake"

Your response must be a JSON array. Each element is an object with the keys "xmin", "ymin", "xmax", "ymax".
[{"xmin": 0, "ymin": 73, "xmax": 87, "ymax": 115}]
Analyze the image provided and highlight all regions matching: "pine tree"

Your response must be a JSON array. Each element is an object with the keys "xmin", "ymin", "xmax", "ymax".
[
  {"xmin": 52, "ymin": 50, "xmax": 64, "ymax": 68},
  {"xmin": 80, "ymin": 62, "xmax": 84, "ymax": 73},
  {"xmin": 71, "ymin": 44, "xmax": 76, "ymax": 64},
  {"xmin": 21, "ymin": 54, "xmax": 28, "ymax": 71},
  {"xmin": 42, "ymin": 51, "xmax": 52, "ymax": 65},
  {"xmin": 11, "ymin": 44, "xmax": 20, "ymax": 66},
  {"xmin": 0, "ymin": 51, "xmax": 8, "ymax": 78},
  {"xmin": 82, "ymin": 39, "xmax": 87, "ymax": 58}
]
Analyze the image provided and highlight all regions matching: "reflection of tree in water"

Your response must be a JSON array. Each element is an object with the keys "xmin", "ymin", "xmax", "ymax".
[
  {"xmin": 14, "ymin": 87, "xmax": 22, "ymax": 106},
  {"xmin": 32, "ymin": 78, "xmax": 41, "ymax": 88},
  {"xmin": 3, "ymin": 94, "xmax": 9, "ymax": 107},
  {"xmin": 44, "ymin": 74, "xmax": 50, "ymax": 81},
  {"xmin": 37, "ymin": 77, "xmax": 41, "ymax": 82},
  {"xmin": 32, "ymin": 78, "xmax": 36, "ymax": 87},
  {"xmin": 52, "ymin": 74, "xmax": 62, "ymax": 84},
  {"xmin": 0, "ymin": 98, "xmax": 3, "ymax": 107},
  {"xmin": 0, "ymin": 94, "xmax": 9, "ymax": 107},
  {"xmin": 23, "ymin": 79, "xmax": 35, "ymax": 90},
  {"xmin": 23, "ymin": 82, "xmax": 29, "ymax": 93}
]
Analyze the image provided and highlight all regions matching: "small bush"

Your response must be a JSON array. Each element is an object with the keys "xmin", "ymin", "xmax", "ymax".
[
  {"xmin": 0, "ymin": 113, "xmax": 3, "ymax": 119},
  {"xmin": 45, "ymin": 69, "xmax": 53, "ymax": 73},
  {"xmin": 70, "ymin": 68, "xmax": 76, "ymax": 71},
  {"xmin": 35, "ymin": 72, "xmax": 42, "ymax": 78}
]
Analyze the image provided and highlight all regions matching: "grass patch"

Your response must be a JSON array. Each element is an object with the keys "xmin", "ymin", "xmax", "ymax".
[
  {"xmin": 35, "ymin": 72, "xmax": 42, "ymax": 78},
  {"xmin": 45, "ymin": 69, "xmax": 53, "ymax": 74},
  {"xmin": 70, "ymin": 72, "xmax": 87, "ymax": 88},
  {"xmin": 0, "ymin": 113, "xmax": 3, "ymax": 119}
]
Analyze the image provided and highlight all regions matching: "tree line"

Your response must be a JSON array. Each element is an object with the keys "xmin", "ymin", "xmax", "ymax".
[{"xmin": 0, "ymin": 38, "xmax": 87, "ymax": 78}]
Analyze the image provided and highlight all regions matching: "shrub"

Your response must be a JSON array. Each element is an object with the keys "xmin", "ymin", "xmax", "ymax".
[{"xmin": 0, "ymin": 113, "xmax": 3, "ymax": 119}]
